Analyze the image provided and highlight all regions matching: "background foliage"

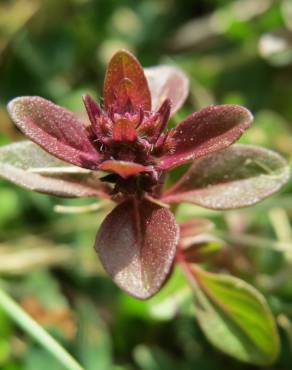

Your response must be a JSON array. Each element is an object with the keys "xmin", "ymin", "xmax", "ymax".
[{"xmin": 0, "ymin": 0, "xmax": 292, "ymax": 369}]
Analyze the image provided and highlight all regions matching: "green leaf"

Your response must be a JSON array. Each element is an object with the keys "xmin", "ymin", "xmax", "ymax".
[
  {"xmin": 146, "ymin": 267, "xmax": 192, "ymax": 320},
  {"xmin": 191, "ymin": 267, "xmax": 279, "ymax": 365},
  {"xmin": 76, "ymin": 300, "xmax": 112, "ymax": 370},
  {"xmin": 133, "ymin": 345, "xmax": 180, "ymax": 370},
  {"xmin": 24, "ymin": 348, "xmax": 64, "ymax": 370}
]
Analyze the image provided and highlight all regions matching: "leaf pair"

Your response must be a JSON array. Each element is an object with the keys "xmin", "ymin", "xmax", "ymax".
[
  {"xmin": 0, "ymin": 140, "xmax": 289, "ymax": 301},
  {"xmin": 6, "ymin": 50, "xmax": 256, "ymax": 178},
  {"xmin": 1, "ymin": 141, "xmax": 289, "ymax": 209}
]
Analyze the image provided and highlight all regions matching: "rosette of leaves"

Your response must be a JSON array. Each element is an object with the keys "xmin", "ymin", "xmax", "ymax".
[{"xmin": 0, "ymin": 50, "xmax": 289, "ymax": 365}]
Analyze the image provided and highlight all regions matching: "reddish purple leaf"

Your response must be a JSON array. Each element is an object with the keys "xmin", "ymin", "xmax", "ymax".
[
  {"xmin": 82, "ymin": 94, "xmax": 101, "ymax": 132},
  {"xmin": 154, "ymin": 99, "xmax": 171, "ymax": 141},
  {"xmin": 95, "ymin": 199, "xmax": 179, "ymax": 299},
  {"xmin": 112, "ymin": 118, "xmax": 137, "ymax": 142},
  {"xmin": 103, "ymin": 50, "xmax": 151, "ymax": 112},
  {"xmin": 158, "ymin": 105, "xmax": 253, "ymax": 170},
  {"xmin": 144, "ymin": 65, "xmax": 189, "ymax": 115},
  {"xmin": 136, "ymin": 99, "xmax": 171, "ymax": 144},
  {"xmin": 0, "ymin": 141, "xmax": 109, "ymax": 198},
  {"xmin": 99, "ymin": 160, "xmax": 149, "ymax": 179},
  {"xmin": 7, "ymin": 96, "xmax": 102, "ymax": 170},
  {"xmin": 180, "ymin": 234, "xmax": 224, "ymax": 263},
  {"xmin": 162, "ymin": 144, "xmax": 289, "ymax": 209}
]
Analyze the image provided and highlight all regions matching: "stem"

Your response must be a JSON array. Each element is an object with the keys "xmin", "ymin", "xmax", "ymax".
[
  {"xmin": 144, "ymin": 194, "xmax": 170, "ymax": 208},
  {"xmin": 54, "ymin": 200, "xmax": 110, "ymax": 214},
  {"xmin": 0, "ymin": 286, "xmax": 84, "ymax": 370},
  {"xmin": 268, "ymin": 207, "xmax": 292, "ymax": 263},
  {"xmin": 269, "ymin": 207, "xmax": 292, "ymax": 242},
  {"xmin": 177, "ymin": 253, "xmax": 199, "ymax": 291},
  {"xmin": 214, "ymin": 230, "xmax": 292, "ymax": 252}
]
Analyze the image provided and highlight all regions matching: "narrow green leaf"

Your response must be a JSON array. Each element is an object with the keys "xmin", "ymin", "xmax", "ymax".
[
  {"xmin": 0, "ymin": 284, "xmax": 84, "ymax": 370},
  {"xmin": 191, "ymin": 268, "xmax": 279, "ymax": 365}
]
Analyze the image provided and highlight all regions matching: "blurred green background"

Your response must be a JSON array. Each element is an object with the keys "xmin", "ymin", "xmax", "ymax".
[{"xmin": 1, "ymin": 0, "xmax": 292, "ymax": 369}]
